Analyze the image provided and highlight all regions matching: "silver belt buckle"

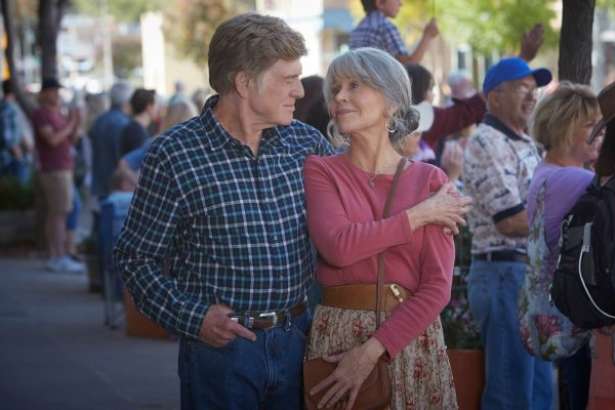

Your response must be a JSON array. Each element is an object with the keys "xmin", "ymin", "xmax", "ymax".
[{"xmin": 258, "ymin": 311, "xmax": 278, "ymax": 327}]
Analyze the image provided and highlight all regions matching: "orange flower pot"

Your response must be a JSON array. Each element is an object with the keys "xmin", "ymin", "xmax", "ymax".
[
  {"xmin": 447, "ymin": 349, "xmax": 484, "ymax": 410},
  {"xmin": 123, "ymin": 289, "xmax": 169, "ymax": 339},
  {"xmin": 587, "ymin": 332, "xmax": 615, "ymax": 410}
]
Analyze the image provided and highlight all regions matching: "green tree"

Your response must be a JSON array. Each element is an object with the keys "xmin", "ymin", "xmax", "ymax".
[
  {"xmin": 164, "ymin": 0, "xmax": 253, "ymax": 67},
  {"xmin": 395, "ymin": 0, "xmax": 559, "ymax": 56},
  {"xmin": 72, "ymin": 0, "xmax": 165, "ymax": 23}
]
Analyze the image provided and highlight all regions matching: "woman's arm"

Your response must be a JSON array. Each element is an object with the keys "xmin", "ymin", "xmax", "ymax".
[
  {"xmin": 304, "ymin": 157, "xmax": 469, "ymax": 267},
  {"xmin": 374, "ymin": 221, "xmax": 455, "ymax": 358}
]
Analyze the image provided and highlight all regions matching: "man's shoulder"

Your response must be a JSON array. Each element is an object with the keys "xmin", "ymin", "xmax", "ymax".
[
  {"xmin": 0, "ymin": 99, "xmax": 16, "ymax": 114},
  {"xmin": 148, "ymin": 116, "xmax": 203, "ymax": 158},
  {"xmin": 467, "ymin": 122, "xmax": 508, "ymax": 151},
  {"xmin": 31, "ymin": 106, "xmax": 54, "ymax": 126},
  {"xmin": 92, "ymin": 109, "xmax": 128, "ymax": 130}
]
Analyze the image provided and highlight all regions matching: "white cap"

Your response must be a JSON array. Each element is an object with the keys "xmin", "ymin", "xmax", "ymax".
[{"xmin": 412, "ymin": 101, "xmax": 434, "ymax": 133}]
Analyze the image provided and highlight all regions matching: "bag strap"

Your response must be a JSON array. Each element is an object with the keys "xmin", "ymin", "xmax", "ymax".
[{"xmin": 376, "ymin": 158, "xmax": 407, "ymax": 329}]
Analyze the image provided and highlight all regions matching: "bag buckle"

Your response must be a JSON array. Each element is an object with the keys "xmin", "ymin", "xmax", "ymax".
[{"xmin": 389, "ymin": 284, "xmax": 404, "ymax": 303}]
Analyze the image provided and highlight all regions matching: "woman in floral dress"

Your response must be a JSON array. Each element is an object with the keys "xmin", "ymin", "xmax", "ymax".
[{"xmin": 303, "ymin": 47, "xmax": 470, "ymax": 409}]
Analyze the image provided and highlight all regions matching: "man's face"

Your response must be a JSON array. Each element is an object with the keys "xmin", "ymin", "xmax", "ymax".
[
  {"xmin": 246, "ymin": 59, "xmax": 304, "ymax": 127},
  {"xmin": 377, "ymin": 0, "xmax": 402, "ymax": 18},
  {"xmin": 494, "ymin": 75, "xmax": 537, "ymax": 129},
  {"xmin": 41, "ymin": 88, "xmax": 61, "ymax": 108}
]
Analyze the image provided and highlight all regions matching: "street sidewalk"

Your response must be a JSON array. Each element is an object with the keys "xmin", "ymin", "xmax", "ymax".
[{"xmin": 0, "ymin": 257, "xmax": 179, "ymax": 410}]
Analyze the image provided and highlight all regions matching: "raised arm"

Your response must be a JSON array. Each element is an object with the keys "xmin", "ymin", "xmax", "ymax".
[
  {"xmin": 396, "ymin": 18, "xmax": 439, "ymax": 64},
  {"xmin": 422, "ymin": 94, "xmax": 486, "ymax": 148},
  {"xmin": 36, "ymin": 108, "xmax": 80, "ymax": 147}
]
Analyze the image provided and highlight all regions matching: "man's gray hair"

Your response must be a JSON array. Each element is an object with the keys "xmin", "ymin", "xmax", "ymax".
[
  {"xmin": 109, "ymin": 82, "xmax": 133, "ymax": 109},
  {"xmin": 324, "ymin": 47, "xmax": 418, "ymax": 145}
]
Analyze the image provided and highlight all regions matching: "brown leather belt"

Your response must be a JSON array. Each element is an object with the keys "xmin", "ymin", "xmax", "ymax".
[
  {"xmin": 232, "ymin": 302, "xmax": 307, "ymax": 330},
  {"xmin": 321, "ymin": 284, "xmax": 410, "ymax": 313}
]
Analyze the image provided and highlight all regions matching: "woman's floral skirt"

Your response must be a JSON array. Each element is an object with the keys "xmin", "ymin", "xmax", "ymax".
[{"xmin": 306, "ymin": 305, "xmax": 458, "ymax": 410}]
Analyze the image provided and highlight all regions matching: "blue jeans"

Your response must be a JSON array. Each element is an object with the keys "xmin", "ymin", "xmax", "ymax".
[
  {"xmin": 178, "ymin": 310, "xmax": 310, "ymax": 410},
  {"xmin": 66, "ymin": 186, "xmax": 81, "ymax": 231},
  {"xmin": 467, "ymin": 259, "xmax": 553, "ymax": 410}
]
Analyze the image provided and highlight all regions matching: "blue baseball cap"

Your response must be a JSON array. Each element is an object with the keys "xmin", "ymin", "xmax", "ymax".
[{"xmin": 483, "ymin": 57, "xmax": 552, "ymax": 95}]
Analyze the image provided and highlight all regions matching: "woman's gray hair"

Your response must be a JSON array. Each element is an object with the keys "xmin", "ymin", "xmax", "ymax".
[{"xmin": 324, "ymin": 47, "xmax": 419, "ymax": 146}]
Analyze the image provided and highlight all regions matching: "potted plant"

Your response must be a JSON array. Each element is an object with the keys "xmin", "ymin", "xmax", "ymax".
[
  {"xmin": 79, "ymin": 233, "xmax": 102, "ymax": 293},
  {"xmin": 0, "ymin": 176, "xmax": 36, "ymax": 247},
  {"xmin": 442, "ymin": 227, "xmax": 484, "ymax": 410}
]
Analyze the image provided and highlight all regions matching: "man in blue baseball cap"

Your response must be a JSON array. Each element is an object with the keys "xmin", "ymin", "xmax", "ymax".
[{"xmin": 462, "ymin": 57, "xmax": 553, "ymax": 410}]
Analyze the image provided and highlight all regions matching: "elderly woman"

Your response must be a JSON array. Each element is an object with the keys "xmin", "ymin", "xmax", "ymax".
[
  {"xmin": 303, "ymin": 47, "xmax": 469, "ymax": 409},
  {"xmin": 525, "ymin": 82, "xmax": 604, "ymax": 410}
]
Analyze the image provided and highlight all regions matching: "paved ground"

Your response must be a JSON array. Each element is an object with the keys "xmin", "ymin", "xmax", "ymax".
[{"xmin": 0, "ymin": 258, "xmax": 179, "ymax": 410}]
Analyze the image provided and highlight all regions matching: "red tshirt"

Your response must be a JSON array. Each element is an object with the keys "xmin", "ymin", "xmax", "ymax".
[
  {"xmin": 32, "ymin": 107, "xmax": 74, "ymax": 172},
  {"xmin": 304, "ymin": 154, "xmax": 455, "ymax": 358}
]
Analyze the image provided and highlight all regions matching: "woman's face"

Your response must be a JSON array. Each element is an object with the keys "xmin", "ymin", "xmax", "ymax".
[
  {"xmin": 329, "ymin": 77, "xmax": 389, "ymax": 136},
  {"xmin": 570, "ymin": 112, "xmax": 603, "ymax": 164}
]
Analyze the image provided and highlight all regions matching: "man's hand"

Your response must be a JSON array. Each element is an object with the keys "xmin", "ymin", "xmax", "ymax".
[
  {"xmin": 440, "ymin": 140, "xmax": 464, "ymax": 182},
  {"xmin": 423, "ymin": 17, "xmax": 439, "ymax": 39},
  {"xmin": 519, "ymin": 23, "xmax": 544, "ymax": 62},
  {"xmin": 198, "ymin": 304, "xmax": 257, "ymax": 348}
]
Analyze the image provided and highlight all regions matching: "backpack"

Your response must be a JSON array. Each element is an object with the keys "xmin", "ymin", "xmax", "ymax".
[
  {"xmin": 551, "ymin": 175, "xmax": 615, "ymax": 329},
  {"xmin": 518, "ymin": 176, "xmax": 591, "ymax": 360}
]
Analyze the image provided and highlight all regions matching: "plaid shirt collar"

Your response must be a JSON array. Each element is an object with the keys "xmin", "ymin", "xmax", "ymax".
[{"xmin": 199, "ymin": 95, "xmax": 290, "ymax": 152}]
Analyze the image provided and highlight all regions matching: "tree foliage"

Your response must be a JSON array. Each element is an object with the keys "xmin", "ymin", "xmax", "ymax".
[
  {"xmin": 71, "ymin": 0, "xmax": 165, "ymax": 23},
  {"xmin": 395, "ymin": 0, "xmax": 559, "ymax": 56},
  {"xmin": 163, "ymin": 0, "xmax": 252, "ymax": 67}
]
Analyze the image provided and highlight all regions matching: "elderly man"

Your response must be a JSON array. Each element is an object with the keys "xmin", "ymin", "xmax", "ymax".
[
  {"xmin": 463, "ymin": 57, "xmax": 553, "ymax": 409},
  {"xmin": 115, "ymin": 13, "xmax": 332, "ymax": 409},
  {"xmin": 89, "ymin": 82, "xmax": 132, "ymax": 199}
]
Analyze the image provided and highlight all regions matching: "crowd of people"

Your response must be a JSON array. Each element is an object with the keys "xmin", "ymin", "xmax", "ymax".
[
  {"xmin": 2, "ymin": 0, "xmax": 614, "ymax": 408},
  {"xmin": 0, "ymin": 75, "xmax": 205, "ymax": 273}
]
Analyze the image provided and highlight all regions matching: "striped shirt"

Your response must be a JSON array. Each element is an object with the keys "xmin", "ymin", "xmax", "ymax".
[
  {"xmin": 0, "ymin": 100, "xmax": 20, "ymax": 168},
  {"xmin": 349, "ymin": 10, "xmax": 408, "ymax": 57},
  {"xmin": 114, "ymin": 96, "xmax": 334, "ymax": 338}
]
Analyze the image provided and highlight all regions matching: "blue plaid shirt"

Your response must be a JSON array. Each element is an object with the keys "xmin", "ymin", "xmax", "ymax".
[
  {"xmin": 349, "ymin": 10, "xmax": 408, "ymax": 57},
  {"xmin": 114, "ymin": 96, "xmax": 333, "ymax": 338},
  {"xmin": 0, "ymin": 100, "xmax": 21, "ymax": 169}
]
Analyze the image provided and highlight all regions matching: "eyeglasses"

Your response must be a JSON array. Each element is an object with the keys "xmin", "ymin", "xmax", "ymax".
[
  {"xmin": 510, "ymin": 84, "xmax": 539, "ymax": 100},
  {"xmin": 495, "ymin": 84, "xmax": 539, "ymax": 100}
]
